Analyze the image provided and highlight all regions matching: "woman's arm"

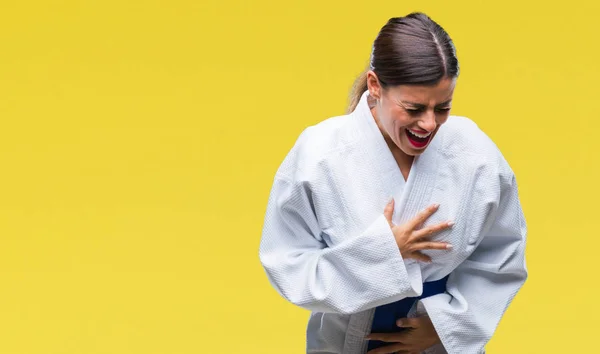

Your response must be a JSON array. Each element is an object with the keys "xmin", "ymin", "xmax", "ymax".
[
  {"xmin": 419, "ymin": 170, "xmax": 528, "ymax": 354},
  {"xmin": 259, "ymin": 175, "xmax": 424, "ymax": 315}
]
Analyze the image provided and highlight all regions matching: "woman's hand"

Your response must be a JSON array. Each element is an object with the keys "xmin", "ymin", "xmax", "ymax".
[
  {"xmin": 384, "ymin": 199, "xmax": 453, "ymax": 262},
  {"xmin": 365, "ymin": 316, "xmax": 442, "ymax": 354}
]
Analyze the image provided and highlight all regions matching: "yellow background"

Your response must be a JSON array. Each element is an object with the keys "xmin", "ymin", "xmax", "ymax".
[{"xmin": 0, "ymin": 0, "xmax": 597, "ymax": 353}]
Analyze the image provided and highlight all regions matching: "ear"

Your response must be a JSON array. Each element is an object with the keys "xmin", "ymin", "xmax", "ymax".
[{"xmin": 366, "ymin": 70, "xmax": 382, "ymax": 100}]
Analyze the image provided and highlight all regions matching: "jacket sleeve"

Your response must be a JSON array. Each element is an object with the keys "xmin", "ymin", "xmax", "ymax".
[
  {"xmin": 419, "ymin": 171, "xmax": 528, "ymax": 354},
  {"xmin": 259, "ymin": 175, "xmax": 423, "ymax": 315}
]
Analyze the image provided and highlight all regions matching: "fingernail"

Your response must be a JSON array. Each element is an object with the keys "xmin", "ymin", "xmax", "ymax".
[
  {"xmin": 447, "ymin": 221, "xmax": 455, "ymax": 226},
  {"xmin": 433, "ymin": 203, "xmax": 440, "ymax": 209},
  {"xmin": 396, "ymin": 320, "xmax": 403, "ymax": 326},
  {"xmin": 446, "ymin": 244, "xmax": 453, "ymax": 249}
]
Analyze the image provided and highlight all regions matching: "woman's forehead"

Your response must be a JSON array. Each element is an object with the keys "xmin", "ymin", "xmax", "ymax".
[{"xmin": 389, "ymin": 78, "xmax": 456, "ymax": 105}]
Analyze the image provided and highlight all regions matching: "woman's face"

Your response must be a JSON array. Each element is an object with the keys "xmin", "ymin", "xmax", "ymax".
[{"xmin": 367, "ymin": 72, "xmax": 456, "ymax": 156}]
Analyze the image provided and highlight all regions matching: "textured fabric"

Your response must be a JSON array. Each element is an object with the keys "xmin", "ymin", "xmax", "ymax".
[
  {"xmin": 258, "ymin": 90, "xmax": 528, "ymax": 354},
  {"xmin": 367, "ymin": 276, "xmax": 449, "ymax": 351}
]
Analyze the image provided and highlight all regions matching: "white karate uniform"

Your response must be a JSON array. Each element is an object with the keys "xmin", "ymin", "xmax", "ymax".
[{"xmin": 259, "ymin": 91, "xmax": 528, "ymax": 354}]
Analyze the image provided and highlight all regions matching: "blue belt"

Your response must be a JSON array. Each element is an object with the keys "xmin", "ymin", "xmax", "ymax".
[{"xmin": 367, "ymin": 275, "xmax": 449, "ymax": 351}]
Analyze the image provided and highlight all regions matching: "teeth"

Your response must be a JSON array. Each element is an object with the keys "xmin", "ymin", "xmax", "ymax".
[{"xmin": 408, "ymin": 129, "xmax": 431, "ymax": 139}]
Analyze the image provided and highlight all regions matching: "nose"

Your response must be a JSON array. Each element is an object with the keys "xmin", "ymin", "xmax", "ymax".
[{"xmin": 418, "ymin": 110, "xmax": 437, "ymax": 132}]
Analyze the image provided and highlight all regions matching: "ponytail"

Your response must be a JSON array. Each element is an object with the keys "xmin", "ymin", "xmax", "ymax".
[{"xmin": 347, "ymin": 68, "xmax": 369, "ymax": 114}]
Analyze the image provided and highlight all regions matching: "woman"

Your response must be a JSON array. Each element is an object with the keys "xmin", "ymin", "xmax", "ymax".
[{"xmin": 259, "ymin": 12, "xmax": 527, "ymax": 354}]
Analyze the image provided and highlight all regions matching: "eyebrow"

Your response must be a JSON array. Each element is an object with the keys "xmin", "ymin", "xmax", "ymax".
[{"xmin": 398, "ymin": 99, "xmax": 453, "ymax": 109}]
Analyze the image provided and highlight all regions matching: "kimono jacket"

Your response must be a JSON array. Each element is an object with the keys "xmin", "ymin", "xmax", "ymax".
[{"xmin": 259, "ymin": 90, "xmax": 528, "ymax": 354}]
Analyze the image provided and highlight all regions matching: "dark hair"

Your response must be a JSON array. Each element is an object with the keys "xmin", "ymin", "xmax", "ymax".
[{"xmin": 348, "ymin": 12, "xmax": 459, "ymax": 113}]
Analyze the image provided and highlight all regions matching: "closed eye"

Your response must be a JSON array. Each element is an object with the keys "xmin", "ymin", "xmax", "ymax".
[
  {"xmin": 405, "ymin": 107, "xmax": 450, "ymax": 115},
  {"xmin": 405, "ymin": 108, "xmax": 424, "ymax": 115}
]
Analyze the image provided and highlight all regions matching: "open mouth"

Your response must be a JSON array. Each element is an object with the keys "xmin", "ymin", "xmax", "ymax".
[{"xmin": 405, "ymin": 129, "xmax": 432, "ymax": 149}]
